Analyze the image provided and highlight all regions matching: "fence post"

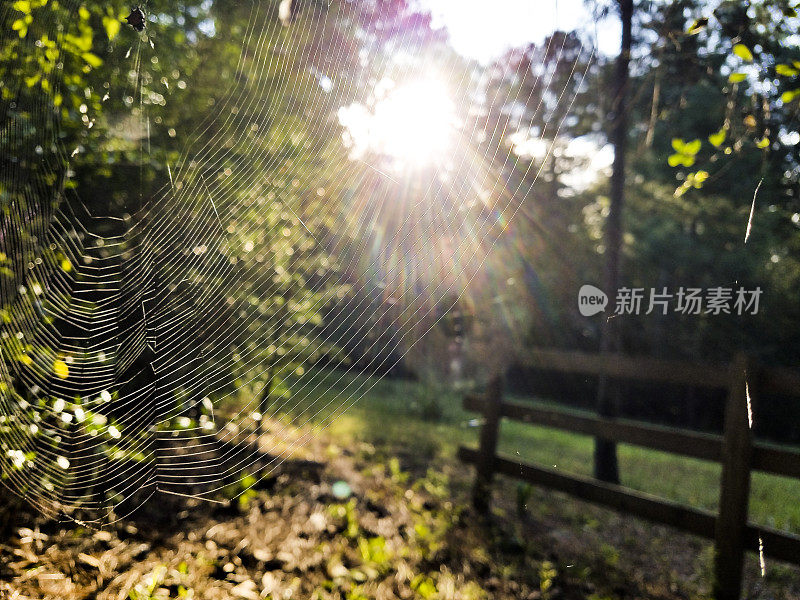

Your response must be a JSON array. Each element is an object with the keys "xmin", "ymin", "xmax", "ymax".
[
  {"xmin": 472, "ymin": 374, "xmax": 503, "ymax": 513},
  {"xmin": 713, "ymin": 353, "xmax": 753, "ymax": 600}
]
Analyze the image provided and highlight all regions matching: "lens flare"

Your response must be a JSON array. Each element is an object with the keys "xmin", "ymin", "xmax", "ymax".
[
  {"xmin": 338, "ymin": 78, "xmax": 456, "ymax": 166},
  {"xmin": 372, "ymin": 80, "xmax": 455, "ymax": 163}
]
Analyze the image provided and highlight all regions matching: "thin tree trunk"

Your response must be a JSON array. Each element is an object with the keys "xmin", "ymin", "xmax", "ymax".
[
  {"xmin": 258, "ymin": 360, "xmax": 275, "ymax": 436},
  {"xmin": 594, "ymin": 0, "xmax": 633, "ymax": 484},
  {"xmin": 645, "ymin": 68, "xmax": 660, "ymax": 148}
]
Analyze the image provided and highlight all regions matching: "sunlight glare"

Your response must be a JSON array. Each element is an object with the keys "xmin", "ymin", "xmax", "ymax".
[
  {"xmin": 338, "ymin": 78, "xmax": 457, "ymax": 167},
  {"xmin": 372, "ymin": 80, "xmax": 456, "ymax": 164}
]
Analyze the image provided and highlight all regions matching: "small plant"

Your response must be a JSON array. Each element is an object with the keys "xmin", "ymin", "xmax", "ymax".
[
  {"xmin": 419, "ymin": 394, "xmax": 444, "ymax": 421},
  {"xmin": 128, "ymin": 566, "xmax": 167, "ymax": 600},
  {"xmin": 387, "ymin": 457, "xmax": 408, "ymax": 484},
  {"xmin": 413, "ymin": 376, "xmax": 447, "ymax": 422},
  {"xmin": 414, "ymin": 468, "xmax": 449, "ymax": 499},
  {"xmin": 358, "ymin": 535, "xmax": 391, "ymax": 570},
  {"xmin": 126, "ymin": 564, "xmax": 194, "ymax": 600},
  {"xmin": 538, "ymin": 561, "xmax": 558, "ymax": 600},
  {"xmin": 328, "ymin": 498, "xmax": 359, "ymax": 538},
  {"xmin": 410, "ymin": 574, "xmax": 438, "ymax": 599},
  {"xmin": 516, "ymin": 482, "xmax": 533, "ymax": 517},
  {"xmin": 599, "ymin": 543, "xmax": 620, "ymax": 567},
  {"xmin": 220, "ymin": 472, "xmax": 258, "ymax": 509}
]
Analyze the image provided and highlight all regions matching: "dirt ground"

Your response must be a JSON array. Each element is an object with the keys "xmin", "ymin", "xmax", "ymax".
[{"xmin": 1, "ymin": 419, "xmax": 798, "ymax": 600}]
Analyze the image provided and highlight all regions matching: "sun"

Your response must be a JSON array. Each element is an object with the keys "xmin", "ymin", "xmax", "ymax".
[
  {"xmin": 338, "ymin": 78, "xmax": 457, "ymax": 167},
  {"xmin": 372, "ymin": 80, "xmax": 456, "ymax": 164}
]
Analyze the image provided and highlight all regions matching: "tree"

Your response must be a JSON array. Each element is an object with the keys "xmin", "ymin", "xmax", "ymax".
[
  {"xmin": 593, "ymin": 0, "xmax": 633, "ymax": 484},
  {"xmin": 0, "ymin": 0, "xmax": 355, "ymax": 516}
]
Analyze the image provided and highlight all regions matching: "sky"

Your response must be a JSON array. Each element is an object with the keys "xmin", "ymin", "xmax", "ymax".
[
  {"xmin": 418, "ymin": 0, "xmax": 618, "ymax": 188},
  {"xmin": 422, "ymin": 0, "xmax": 621, "ymax": 63}
]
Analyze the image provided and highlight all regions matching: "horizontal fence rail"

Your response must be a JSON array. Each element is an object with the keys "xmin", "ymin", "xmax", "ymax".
[
  {"xmin": 519, "ymin": 348, "xmax": 731, "ymax": 388},
  {"xmin": 518, "ymin": 347, "xmax": 800, "ymax": 396},
  {"xmin": 462, "ymin": 395, "xmax": 800, "ymax": 479},
  {"xmin": 459, "ymin": 348, "xmax": 800, "ymax": 600}
]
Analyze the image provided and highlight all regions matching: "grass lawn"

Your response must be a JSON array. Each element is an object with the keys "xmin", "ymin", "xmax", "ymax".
[{"xmin": 267, "ymin": 368, "xmax": 800, "ymax": 534}]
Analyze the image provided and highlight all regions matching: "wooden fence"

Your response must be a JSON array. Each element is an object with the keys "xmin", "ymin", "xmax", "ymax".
[{"xmin": 458, "ymin": 348, "xmax": 800, "ymax": 600}]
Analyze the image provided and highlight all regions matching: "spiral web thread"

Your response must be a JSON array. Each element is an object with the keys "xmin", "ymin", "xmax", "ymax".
[{"xmin": 0, "ymin": 0, "xmax": 595, "ymax": 524}]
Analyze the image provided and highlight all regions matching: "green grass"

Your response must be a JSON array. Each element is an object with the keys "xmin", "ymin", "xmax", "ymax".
[{"xmin": 267, "ymin": 368, "xmax": 800, "ymax": 534}]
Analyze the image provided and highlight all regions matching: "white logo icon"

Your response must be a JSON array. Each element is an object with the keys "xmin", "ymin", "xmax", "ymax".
[{"xmin": 578, "ymin": 284, "xmax": 608, "ymax": 316}]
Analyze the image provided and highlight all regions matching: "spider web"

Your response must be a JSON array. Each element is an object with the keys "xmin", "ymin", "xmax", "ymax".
[{"xmin": 0, "ymin": 0, "xmax": 596, "ymax": 524}]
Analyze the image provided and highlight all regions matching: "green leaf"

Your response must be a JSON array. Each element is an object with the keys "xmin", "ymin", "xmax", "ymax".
[
  {"xmin": 12, "ymin": 1, "xmax": 31, "ymax": 14},
  {"xmin": 756, "ymin": 137, "xmax": 770, "ymax": 149},
  {"xmin": 684, "ymin": 139, "xmax": 701, "ymax": 155},
  {"xmin": 680, "ymin": 155, "xmax": 696, "ymax": 167},
  {"xmin": 54, "ymin": 360, "xmax": 69, "ymax": 379},
  {"xmin": 103, "ymin": 15, "xmax": 121, "ymax": 41},
  {"xmin": 728, "ymin": 72, "xmax": 747, "ymax": 83},
  {"xmin": 781, "ymin": 89, "xmax": 800, "ymax": 103},
  {"xmin": 11, "ymin": 18, "xmax": 28, "ymax": 38},
  {"xmin": 692, "ymin": 170, "xmax": 709, "ymax": 187},
  {"xmin": 668, "ymin": 153, "xmax": 683, "ymax": 167},
  {"xmin": 671, "ymin": 138, "xmax": 685, "ymax": 153},
  {"xmin": 733, "ymin": 43, "xmax": 754, "ymax": 62},
  {"xmin": 776, "ymin": 64, "xmax": 799, "ymax": 77},
  {"xmin": 64, "ymin": 32, "xmax": 92, "ymax": 52},
  {"xmin": 687, "ymin": 17, "xmax": 708, "ymax": 35},
  {"xmin": 708, "ymin": 128, "xmax": 726, "ymax": 147},
  {"xmin": 411, "ymin": 576, "xmax": 438, "ymax": 600},
  {"xmin": 81, "ymin": 52, "xmax": 103, "ymax": 68}
]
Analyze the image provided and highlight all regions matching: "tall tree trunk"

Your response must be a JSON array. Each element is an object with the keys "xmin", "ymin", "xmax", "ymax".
[{"xmin": 594, "ymin": 0, "xmax": 633, "ymax": 484}]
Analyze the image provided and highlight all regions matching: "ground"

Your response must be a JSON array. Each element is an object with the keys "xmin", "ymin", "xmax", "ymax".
[{"xmin": 1, "ymin": 372, "xmax": 799, "ymax": 599}]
